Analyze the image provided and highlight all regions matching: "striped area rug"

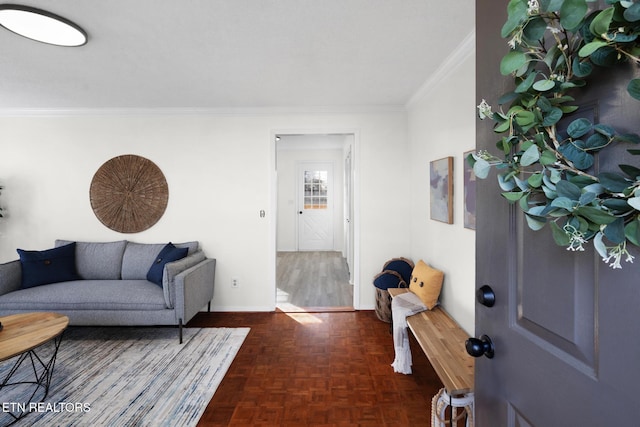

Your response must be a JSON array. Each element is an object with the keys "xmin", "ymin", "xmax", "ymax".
[{"xmin": 0, "ymin": 326, "xmax": 249, "ymax": 426}]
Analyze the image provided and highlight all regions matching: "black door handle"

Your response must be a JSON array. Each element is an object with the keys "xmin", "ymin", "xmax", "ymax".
[
  {"xmin": 465, "ymin": 335, "xmax": 495, "ymax": 359},
  {"xmin": 476, "ymin": 285, "xmax": 496, "ymax": 307},
  {"xmin": 298, "ymin": 211, "xmax": 303, "ymax": 214}
]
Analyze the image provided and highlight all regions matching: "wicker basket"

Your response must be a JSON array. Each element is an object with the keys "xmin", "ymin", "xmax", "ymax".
[{"xmin": 375, "ymin": 288, "xmax": 394, "ymax": 323}]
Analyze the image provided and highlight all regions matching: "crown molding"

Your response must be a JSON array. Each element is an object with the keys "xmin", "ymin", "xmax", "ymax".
[
  {"xmin": 0, "ymin": 104, "xmax": 407, "ymax": 118},
  {"xmin": 405, "ymin": 30, "xmax": 476, "ymax": 110}
]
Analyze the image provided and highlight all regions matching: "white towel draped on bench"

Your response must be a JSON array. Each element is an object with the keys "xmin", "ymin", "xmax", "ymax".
[{"xmin": 391, "ymin": 290, "xmax": 427, "ymax": 374}]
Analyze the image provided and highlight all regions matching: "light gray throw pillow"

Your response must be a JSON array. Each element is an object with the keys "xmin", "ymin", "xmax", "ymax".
[{"xmin": 55, "ymin": 240, "xmax": 127, "ymax": 280}]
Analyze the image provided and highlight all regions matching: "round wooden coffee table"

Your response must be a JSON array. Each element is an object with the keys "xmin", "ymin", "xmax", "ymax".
[{"xmin": 0, "ymin": 312, "xmax": 69, "ymax": 425}]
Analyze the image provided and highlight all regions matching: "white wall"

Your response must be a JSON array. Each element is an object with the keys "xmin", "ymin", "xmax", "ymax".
[
  {"xmin": 406, "ymin": 34, "xmax": 476, "ymax": 334},
  {"xmin": 0, "ymin": 110, "xmax": 409, "ymax": 312},
  {"xmin": 276, "ymin": 135, "xmax": 345, "ymax": 252}
]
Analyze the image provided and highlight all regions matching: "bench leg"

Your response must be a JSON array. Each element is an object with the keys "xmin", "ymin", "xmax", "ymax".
[
  {"xmin": 179, "ymin": 318, "xmax": 183, "ymax": 344},
  {"xmin": 431, "ymin": 388, "xmax": 474, "ymax": 427}
]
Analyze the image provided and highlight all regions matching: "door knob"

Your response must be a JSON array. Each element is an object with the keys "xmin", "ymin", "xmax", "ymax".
[
  {"xmin": 476, "ymin": 285, "xmax": 496, "ymax": 307},
  {"xmin": 465, "ymin": 335, "xmax": 495, "ymax": 359},
  {"xmin": 298, "ymin": 211, "xmax": 303, "ymax": 214}
]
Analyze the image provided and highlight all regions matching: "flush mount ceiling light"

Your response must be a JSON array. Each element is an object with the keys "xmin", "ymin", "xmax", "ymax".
[{"xmin": 0, "ymin": 4, "xmax": 87, "ymax": 46}]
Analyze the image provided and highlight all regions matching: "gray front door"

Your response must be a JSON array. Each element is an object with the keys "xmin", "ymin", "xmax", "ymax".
[{"xmin": 475, "ymin": 1, "xmax": 640, "ymax": 425}]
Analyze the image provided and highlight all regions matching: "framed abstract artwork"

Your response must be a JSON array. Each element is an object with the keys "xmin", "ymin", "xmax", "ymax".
[
  {"xmin": 430, "ymin": 156, "xmax": 453, "ymax": 224},
  {"xmin": 463, "ymin": 150, "xmax": 477, "ymax": 230}
]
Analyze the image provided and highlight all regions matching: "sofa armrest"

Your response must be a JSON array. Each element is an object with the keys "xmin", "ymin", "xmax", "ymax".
[
  {"xmin": 173, "ymin": 258, "xmax": 216, "ymax": 324},
  {"xmin": 162, "ymin": 251, "xmax": 206, "ymax": 308},
  {"xmin": 0, "ymin": 260, "xmax": 22, "ymax": 296}
]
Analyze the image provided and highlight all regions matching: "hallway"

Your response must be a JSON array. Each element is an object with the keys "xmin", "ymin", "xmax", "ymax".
[{"xmin": 276, "ymin": 251, "xmax": 353, "ymax": 311}]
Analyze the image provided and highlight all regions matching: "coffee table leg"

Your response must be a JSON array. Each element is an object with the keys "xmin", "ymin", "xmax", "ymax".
[{"xmin": 0, "ymin": 332, "xmax": 64, "ymax": 425}]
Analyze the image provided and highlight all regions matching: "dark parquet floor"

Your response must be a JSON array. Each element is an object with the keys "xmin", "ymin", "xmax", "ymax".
[{"xmin": 189, "ymin": 310, "xmax": 442, "ymax": 427}]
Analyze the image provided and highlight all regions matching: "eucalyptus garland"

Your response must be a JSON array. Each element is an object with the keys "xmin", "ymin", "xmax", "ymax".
[{"xmin": 472, "ymin": 0, "xmax": 640, "ymax": 268}]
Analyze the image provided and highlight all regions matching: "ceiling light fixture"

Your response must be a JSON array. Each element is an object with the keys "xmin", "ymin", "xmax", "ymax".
[{"xmin": 0, "ymin": 4, "xmax": 87, "ymax": 46}]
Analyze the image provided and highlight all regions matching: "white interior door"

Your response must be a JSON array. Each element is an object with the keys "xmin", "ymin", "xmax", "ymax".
[{"xmin": 298, "ymin": 162, "xmax": 334, "ymax": 251}]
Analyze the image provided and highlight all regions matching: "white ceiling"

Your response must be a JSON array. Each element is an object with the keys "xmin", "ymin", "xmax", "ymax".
[{"xmin": 0, "ymin": 0, "xmax": 475, "ymax": 111}]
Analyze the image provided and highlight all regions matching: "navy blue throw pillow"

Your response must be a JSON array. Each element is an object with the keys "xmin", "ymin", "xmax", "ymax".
[
  {"xmin": 146, "ymin": 242, "xmax": 188, "ymax": 286},
  {"xmin": 17, "ymin": 242, "xmax": 80, "ymax": 289},
  {"xmin": 373, "ymin": 270, "xmax": 406, "ymax": 290}
]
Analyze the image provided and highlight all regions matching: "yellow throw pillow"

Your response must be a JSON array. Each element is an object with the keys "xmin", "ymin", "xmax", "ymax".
[{"xmin": 409, "ymin": 260, "xmax": 443, "ymax": 309}]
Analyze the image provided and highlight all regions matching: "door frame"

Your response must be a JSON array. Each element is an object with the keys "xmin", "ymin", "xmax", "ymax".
[{"xmin": 269, "ymin": 129, "xmax": 360, "ymax": 309}]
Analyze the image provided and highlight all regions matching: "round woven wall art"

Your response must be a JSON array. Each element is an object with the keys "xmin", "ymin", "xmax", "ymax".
[{"xmin": 90, "ymin": 155, "xmax": 168, "ymax": 233}]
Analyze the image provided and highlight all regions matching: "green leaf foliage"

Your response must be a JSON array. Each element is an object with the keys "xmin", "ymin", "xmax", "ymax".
[
  {"xmin": 550, "ymin": 221, "xmax": 572, "ymax": 246},
  {"xmin": 475, "ymin": 0, "xmax": 640, "ymax": 268},
  {"xmin": 502, "ymin": 191, "xmax": 525, "ymax": 202},
  {"xmin": 516, "ymin": 72, "xmax": 537, "ymax": 93},
  {"xmin": 585, "ymin": 133, "xmax": 609, "ymax": 150},
  {"xmin": 603, "ymin": 198, "xmax": 633, "ymax": 214},
  {"xmin": 501, "ymin": 51, "xmax": 528, "ymax": 75},
  {"xmin": 515, "ymin": 110, "xmax": 536, "ymax": 126},
  {"xmin": 525, "ymin": 213, "xmax": 548, "ymax": 230},
  {"xmin": 625, "ymin": 217, "xmax": 640, "ymax": 246},
  {"xmin": 593, "ymin": 124, "xmax": 615, "ymax": 138},
  {"xmin": 540, "ymin": 0, "xmax": 564, "ymax": 13},
  {"xmin": 619, "ymin": 164, "xmax": 640, "ymax": 179},
  {"xmin": 575, "ymin": 206, "xmax": 618, "ymax": 224},
  {"xmin": 628, "ymin": 197, "xmax": 640, "ymax": 211},
  {"xmin": 523, "ymin": 17, "xmax": 548, "ymax": 42},
  {"xmin": 520, "ymin": 144, "xmax": 541, "ymax": 166},
  {"xmin": 572, "ymin": 57, "xmax": 593, "ymax": 77},
  {"xmin": 498, "ymin": 173, "xmax": 517, "ymax": 191},
  {"xmin": 551, "ymin": 196, "xmax": 578, "ymax": 210},
  {"xmin": 556, "ymin": 180, "xmax": 582, "ymax": 200},
  {"xmin": 589, "ymin": 7, "xmax": 615, "ymax": 36},
  {"xmin": 594, "ymin": 232, "xmax": 608, "ymax": 259},
  {"xmin": 473, "ymin": 157, "xmax": 491, "ymax": 179},
  {"xmin": 567, "ymin": 118, "xmax": 592, "ymax": 138},
  {"xmin": 579, "ymin": 191, "xmax": 596, "ymax": 206},
  {"xmin": 528, "ymin": 173, "xmax": 544, "ymax": 188},
  {"xmin": 540, "ymin": 150, "xmax": 558, "ymax": 165},
  {"xmin": 618, "ymin": 133, "xmax": 640, "ymax": 144},
  {"xmin": 558, "ymin": 141, "xmax": 595, "ymax": 170},
  {"xmin": 561, "ymin": 0, "xmax": 588, "ymax": 31},
  {"xmin": 542, "ymin": 108, "xmax": 563, "ymax": 126},
  {"xmin": 628, "ymin": 79, "xmax": 640, "ymax": 100},
  {"xmin": 623, "ymin": 2, "xmax": 640, "ymax": 22},
  {"xmin": 598, "ymin": 172, "xmax": 630, "ymax": 192},
  {"xmin": 604, "ymin": 218, "xmax": 626, "ymax": 244},
  {"xmin": 502, "ymin": 0, "xmax": 528, "ymax": 37},
  {"xmin": 590, "ymin": 46, "xmax": 620, "ymax": 66},
  {"xmin": 498, "ymin": 91, "xmax": 520, "ymax": 105},
  {"xmin": 533, "ymin": 79, "xmax": 556, "ymax": 91}
]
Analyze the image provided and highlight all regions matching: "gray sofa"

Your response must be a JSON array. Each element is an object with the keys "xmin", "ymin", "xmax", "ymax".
[{"xmin": 0, "ymin": 240, "xmax": 215, "ymax": 343}]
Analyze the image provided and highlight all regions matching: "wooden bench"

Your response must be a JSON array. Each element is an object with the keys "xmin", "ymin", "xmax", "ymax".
[{"xmin": 388, "ymin": 288, "xmax": 474, "ymax": 425}]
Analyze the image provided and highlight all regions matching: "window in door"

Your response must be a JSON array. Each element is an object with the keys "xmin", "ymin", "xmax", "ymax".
[{"xmin": 304, "ymin": 170, "xmax": 328, "ymax": 210}]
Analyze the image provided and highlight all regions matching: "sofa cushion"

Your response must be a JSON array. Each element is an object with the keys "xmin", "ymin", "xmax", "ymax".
[
  {"xmin": 17, "ymin": 242, "xmax": 80, "ymax": 288},
  {"xmin": 121, "ymin": 241, "xmax": 199, "ymax": 280},
  {"xmin": 55, "ymin": 240, "xmax": 127, "ymax": 280},
  {"xmin": 0, "ymin": 279, "xmax": 166, "ymax": 311},
  {"xmin": 146, "ymin": 243, "xmax": 188, "ymax": 286}
]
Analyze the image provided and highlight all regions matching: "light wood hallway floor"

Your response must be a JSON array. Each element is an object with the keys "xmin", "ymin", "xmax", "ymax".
[{"xmin": 276, "ymin": 251, "xmax": 353, "ymax": 311}]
